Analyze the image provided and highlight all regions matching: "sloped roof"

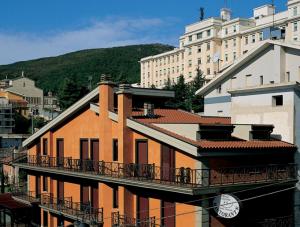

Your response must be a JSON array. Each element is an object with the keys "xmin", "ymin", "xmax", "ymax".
[
  {"xmin": 196, "ymin": 40, "xmax": 300, "ymax": 96},
  {"xmin": 132, "ymin": 109, "xmax": 231, "ymax": 124}
]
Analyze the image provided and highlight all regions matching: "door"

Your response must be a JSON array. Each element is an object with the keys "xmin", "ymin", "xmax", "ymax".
[
  {"xmin": 80, "ymin": 185, "xmax": 90, "ymax": 210},
  {"xmin": 35, "ymin": 176, "xmax": 41, "ymax": 198},
  {"xmin": 136, "ymin": 141, "xmax": 149, "ymax": 224},
  {"xmin": 161, "ymin": 201, "xmax": 175, "ymax": 227},
  {"xmin": 137, "ymin": 196, "xmax": 149, "ymax": 224},
  {"xmin": 57, "ymin": 180, "xmax": 64, "ymax": 204},
  {"xmin": 161, "ymin": 144, "xmax": 175, "ymax": 182},
  {"xmin": 91, "ymin": 183, "xmax": 99, "ymax": 208},
  {"xmin": 91, "ymin": 139, "xmax": 99, "ymax": 172},
  {"xmin": 80, "ymin": 139, "xmax": 89, "ymax": 171},
  {"xmin": 136, "ymin": 140, "xmax": 148, "ymax": 178},
  {"xmin": 56, "ymin": 139, "xmax": 64, "ymax": 167}
]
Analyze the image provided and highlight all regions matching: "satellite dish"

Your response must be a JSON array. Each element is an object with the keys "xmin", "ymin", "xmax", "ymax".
[{"xmin": 213, "ymin": 52, "xmax": 220, "ymax": 63}]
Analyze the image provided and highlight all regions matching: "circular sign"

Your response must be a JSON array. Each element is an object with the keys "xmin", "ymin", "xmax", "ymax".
[{"xmin": 213, "ymin": 194, "xmax": 240, "ymax": 219}]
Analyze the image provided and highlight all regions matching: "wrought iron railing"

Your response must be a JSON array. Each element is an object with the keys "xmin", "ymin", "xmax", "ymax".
[
  {"xmin": 41, "ymin": 194, "xmax": 103, "ymax": 225},
  {"xmin": 11, "ymin": 189, "xmax": 41, "ymax": 203},
  {"xmin": 16, "ymin": 155, "xmax": 297, "ymax": 188},
  {"xmin": 112, "ymin": 212, "xmax": 156, "ymax": 227}
]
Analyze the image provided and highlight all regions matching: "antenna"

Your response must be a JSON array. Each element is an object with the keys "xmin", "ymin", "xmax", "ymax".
[{"xmin": 199, "ymin": 7, "xmax": 205, "ymax": 21}]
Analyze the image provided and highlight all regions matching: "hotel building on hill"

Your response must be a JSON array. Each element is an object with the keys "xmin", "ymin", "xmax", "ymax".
[
  {"xmin": 140, "ymin": 0, "xmax": 300, "ymax": 88},
  {"xmin": 2, "ymin": 75, "xmax": 297, "ymax": 227}
]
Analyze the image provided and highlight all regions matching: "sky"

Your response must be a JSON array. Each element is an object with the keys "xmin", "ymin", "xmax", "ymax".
[{"xmin": 0, "ymin": 0, "xmax": 286, "ymax": 65}]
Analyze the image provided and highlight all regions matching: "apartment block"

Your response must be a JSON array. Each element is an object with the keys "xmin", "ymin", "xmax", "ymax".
[
  {"xmin": 3, "ymin": 75, "xmax": 297, "ymax": 227},
  {"xmin": 141, "ymin": 0, "xmax": 300, "ymax": 88}
]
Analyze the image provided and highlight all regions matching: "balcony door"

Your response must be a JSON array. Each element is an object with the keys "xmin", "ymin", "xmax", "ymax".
[
  {"xmin": 161, "ymin": 144, "xmax": 175, "ymax": 182},
  {"xmin": 161, "ymin": 201, "xmax": 175, "ymax": 227},
  {"xmin": 57, "ymin": 180, "xmax": 64, "ymax": 204},
  {"xmin": 56, "ymin": 139, "xmax": 64, "ymax": 167},
  {"xmin": 91, "ymin": 139, "xmax": 99, "ymax": 162},
  {"xmin": 136, "ymin": 140, "xmax": 149, "ymax": 223},
  {"xmin": 35, "ymin": 175, "xmax": 41, "ymax": 198}
]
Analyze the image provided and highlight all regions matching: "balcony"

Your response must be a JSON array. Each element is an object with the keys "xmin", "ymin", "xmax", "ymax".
[
  {"xmin": 40, "ymin": 194, "xmax": 103, "ymax": 226},
  {"xmin": 14, "ymin": 155, "xmax": 298, "ymax": 195},
  {"xmin": 11, "ymin": 190, "xmax": 40, "ymax": 205},
  {"xmin": 111, "ymin": 212, "xmax": 156, "ymax": 227}
]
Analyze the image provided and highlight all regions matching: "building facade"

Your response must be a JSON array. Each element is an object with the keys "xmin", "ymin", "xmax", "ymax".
[
  {"xmin": 196, "ymin": 40, "xmax": 300, "ymax": 226},
  {"xmin": 140, "ymin": 0, "xmax": 300, "ymax": 88},
  {"xmin": 8, "ymin": 76, "xmax": 298, "ymax": 227}
]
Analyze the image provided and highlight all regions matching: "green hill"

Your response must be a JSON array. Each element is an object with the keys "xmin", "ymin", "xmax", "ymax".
[{"xmin": 0, "ymin": 44, "xmax": 173, "ymax": 94}]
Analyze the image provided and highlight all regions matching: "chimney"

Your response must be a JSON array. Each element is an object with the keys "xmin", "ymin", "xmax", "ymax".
[
  {"xmin": 220, "ymin": 8, "xmax": 231, "ymax": 21},
  {"xmin": 144, "ymin": 103, "xmax": 155, "ymax": 117},
  {"xmin": 99, "ymin": 74, "xmax": 115, "ymax": 114}
]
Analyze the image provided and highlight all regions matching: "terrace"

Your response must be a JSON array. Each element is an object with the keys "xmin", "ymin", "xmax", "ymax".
[{"xmin": 14, "ymin": 155, "xmax": 298, "ymax": 195}]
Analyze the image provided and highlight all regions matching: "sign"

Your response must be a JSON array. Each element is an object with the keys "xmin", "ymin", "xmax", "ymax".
[{"xmin": 213, "ymin": 194, "xmax": 240, "ymax": 219}]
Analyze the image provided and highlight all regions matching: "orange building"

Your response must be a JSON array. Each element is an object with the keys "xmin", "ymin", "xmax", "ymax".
[{"xmin": 8, "ymin": 75, "xmax": 298, "ymax": 227}]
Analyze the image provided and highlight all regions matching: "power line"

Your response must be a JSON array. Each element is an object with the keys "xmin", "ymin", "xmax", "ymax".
[
  {"xmin": 129, "ymin": 186, "xmax": 296, "ymax": 227},
  {"xmin": 102, "ymin": 180, "xmax": 295, "ymax": 221}
]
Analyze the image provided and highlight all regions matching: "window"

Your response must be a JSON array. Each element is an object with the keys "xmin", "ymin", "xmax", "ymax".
[
  {"xmin": 188, "ymin": 48, "xmax": 192, "ymax": 55},
  {"xmin": 197, "ymin": 32, "xmax": 203, "ymax": 39},
  {"xmin": 225, "ymin": 54, "xmax": 228, "ymax": 62},
  {"xmin": 177, "ymin": 66, "xmax": 179, "ymax": 73},
  {"xmin": 113, "ymin": 187, "xmax": 119, "ymax": 208},
  {"xmin": 206, "ymin": 55, "xmax": 210, "ymax": 63},
  {"xmin": 259, "ymin": 32, "xmax": 263, "ymax": 41},
  {"xmin": 272, "ymin": 95, "xmax": 283, "ymax": 106},
  {"xmin": 233, "ymin": 25, "xmax": 237, "ymax": 33},
  {"xmin": 188, "ymin": 72, "xmax": 192, "ymax": 78},
  {"xmin": 207, "ymin": 68, "xmax": 211, "ymax": 75},
  {"xmin": 182, "ymin": 64, "xmax": 184, "ymax": 71},
  {"xmin": 198, "ymin": 58, "xmax": 202, "ymax": 65},
  {"xmin": 252, "ymin": 34, "xmax": 256, "ymax": 43},
  {"xmin": 43, "ymin": 176, "xmax": 48, "ymax": 191},
  {"xmin": 113, "ymin": 139, "xmax": 118, "ymax": 161},
  {"xmin": 189, "ymin": 35, "xmax": 193, "ymax": 42},
  {"xmin": 245, "ymin": 36, "xmax": 249, "ymax": 45},
  {"xmin": 216, "ymin": 85, "xmax": 222, "ymax": 94},
  {"xmin": 286, "ymin": 72, "xmax": 290, "ymax": 82},
  {"xmin": 233, "ymin": 38, "xmax": 236, "ymax": 47},
  {"xmin": 225, "ymin": 28, "xmax": 228, "ymax": 35},
  {"xmin": 188, "ymin": 60, "xmax": 192, "ymax": 67},
  {"xmin": 207, "ymin": 29, "xmax": 211, "ymax": 37},
  {"xmin": 260, "ymin": 75, "xmax": 264, "ymax": 85},
  {"xmin": 197, "ymin": 45, "xmax": 202, "ymax": 53},
  {"xmin": 207, "ymin": 42, "xmax": 211, "ymax": 51},
  {"xmin": 294, "ymin": 7, "xmax": 298, "ymax": 16},
  {"xmin": 294, "ymin": 22, "xmax": 298, "ymax": 32},
  {"xmin": 225, "ymin": 40, "xmax": 228, "ymax": 49},
  {"xmin": 233, "ymin": 52, "xmax": 237, "ymax": 60},
  {"xmin": 43, "ymin": 138, "xmax": 48, "ymax": 155}
]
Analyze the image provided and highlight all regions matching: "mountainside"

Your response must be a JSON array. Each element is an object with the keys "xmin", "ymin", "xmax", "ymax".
[{"xmin": 0, "ymin": 44, "xmax": 173, "ymax": 94}]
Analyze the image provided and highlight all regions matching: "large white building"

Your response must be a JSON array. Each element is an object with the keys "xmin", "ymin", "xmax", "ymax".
[
  {"xmin": 196, "ymin": 40, "xmax": 300, "ymax": 226},
  {"xmin": 140, "ymin": 0, "xmax": 300, "ymax": 88}
]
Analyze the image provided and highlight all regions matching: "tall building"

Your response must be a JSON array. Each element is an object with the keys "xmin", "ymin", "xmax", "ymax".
[
  {"xmin": 5, "ymin": 76, "xmax": 298, "ymax": 227},
  {"xmin": 140, "ymin": 0, "xmax": 300, "ymax": 88}
]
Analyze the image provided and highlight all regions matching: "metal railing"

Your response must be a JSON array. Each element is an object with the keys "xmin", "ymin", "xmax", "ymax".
[
  {"xmin": 16, "ymin": 155, "xmax": 297, "ymax": 188},
  {"xmin": 11, "ymin": 189, "xmax": 41, "ymax": 203},
  {"xmin": 41, "ymin": 194, "xmax": 103, "ymax": 225},
  {"xmin": 112, "ymin": 212, "xmax": 156, "ymax": 227}
]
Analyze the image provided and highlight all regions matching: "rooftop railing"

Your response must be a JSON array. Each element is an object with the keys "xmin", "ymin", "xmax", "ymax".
[
  {"xmin": 41, "ymin": 194, "xmax": 103, "ymax": 225},
  {"xmin": 16, "ymin": 155, "xmax": 297, "ymax": 188},
  {"xmin": 112, "ymin": 212, "xmax": 156, "ymax": 227}
]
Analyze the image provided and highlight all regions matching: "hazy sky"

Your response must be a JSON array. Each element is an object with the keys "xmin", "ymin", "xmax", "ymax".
[{"xmin": 0, "ymin": 0, "xmax": 286, "ymax": 64}]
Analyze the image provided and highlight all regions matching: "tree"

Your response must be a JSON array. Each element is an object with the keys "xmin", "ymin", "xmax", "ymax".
[
  {"xmin": 190, "ymin": 68, "xmax": 206, "ymax": 112},
  {"xmin": 58, "ymin": 77, "xmax": 89, "ymax": 110}
]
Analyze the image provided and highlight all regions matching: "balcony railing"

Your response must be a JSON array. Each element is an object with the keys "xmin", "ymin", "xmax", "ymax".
[
  {"xmin": 112, "ymin": 212, "xmax": 156, "ymax": 227},
  {"xmin": 16, "ymin": 155, "xmax": 297, "ymax": 188},
  {"xmin": 11, "ymin": 189, "xmax": 40, "ymax": 204},
  {"xmin": 41, "ymin": 194, "xmax": 103, "ymax": 225}
]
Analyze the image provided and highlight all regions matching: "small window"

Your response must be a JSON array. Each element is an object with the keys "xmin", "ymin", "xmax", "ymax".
[
  {"xmin": 43, "ymin": 138, "xmax": 48, "ymax": 156},
  {"xmin": 207, "ymin": 42, "xmax": 211, "ymax": 51},
  {"xmin": 113, "ymin": 186, "xmax": 119, "ymax": 208},
  {"xmin": 189, "ymin": 35, "xmax": 193, "ymax": 42},
  {"xmin": 197, "ymin": 32, "xmax": 203, "ymax": 39},
  {"xmin": 260, "ymin": 76, "xmax": 264, "ymax": 85},
  {"xmin": 188, "ymin": 60, "xmax": 192, "ymax": 67},
  {"xmin": 294, "ymin": 22, "xmax": 298, "ymax": 32},
  {"xmin": 252, "ymin": 34, "xmax": 256, "ymax": 43},
  {"xmin": 293, "ymin": 7, "xmax": 298, "ymax": 16},
  {"xmin": 216, "ymin": 85, "xmax": 222, "ymax": 94},
  {"xmin": 113, "ymin": 139, "xmax": 118, "ymax": 161},
  {"xmin": 272, "ymin": 95, "xmax": 283, "ymax": 106},
  {"xmin": 207, "ymin": 29, "xmax": 211, "ymax": 37},
  {"xmin": 259, "ymin": 32, "xmax": 263, "ymax": 41},
  {"xmin": 245, "ymin": 36, "xmax": 249, "ymax": 45},
  {"xmin": 197, "ymin": 46, "xmax": 202, "ymax": 53},
  {"xmin": 43, "ymin": 176, "xmax": 48, "ymax": 191}
]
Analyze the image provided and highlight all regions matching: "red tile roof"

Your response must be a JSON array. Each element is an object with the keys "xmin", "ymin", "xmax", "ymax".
[
  {"xmin": 131, "ymin": 118, "xmax": 296, "ymax": 151},
  {"xmin": 196, "ymin": 140, "xmax": 296, "ymax": 149},
  {"xmin": 133, "ymin": 109, "xmax": 231, "ymax": 124}
]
